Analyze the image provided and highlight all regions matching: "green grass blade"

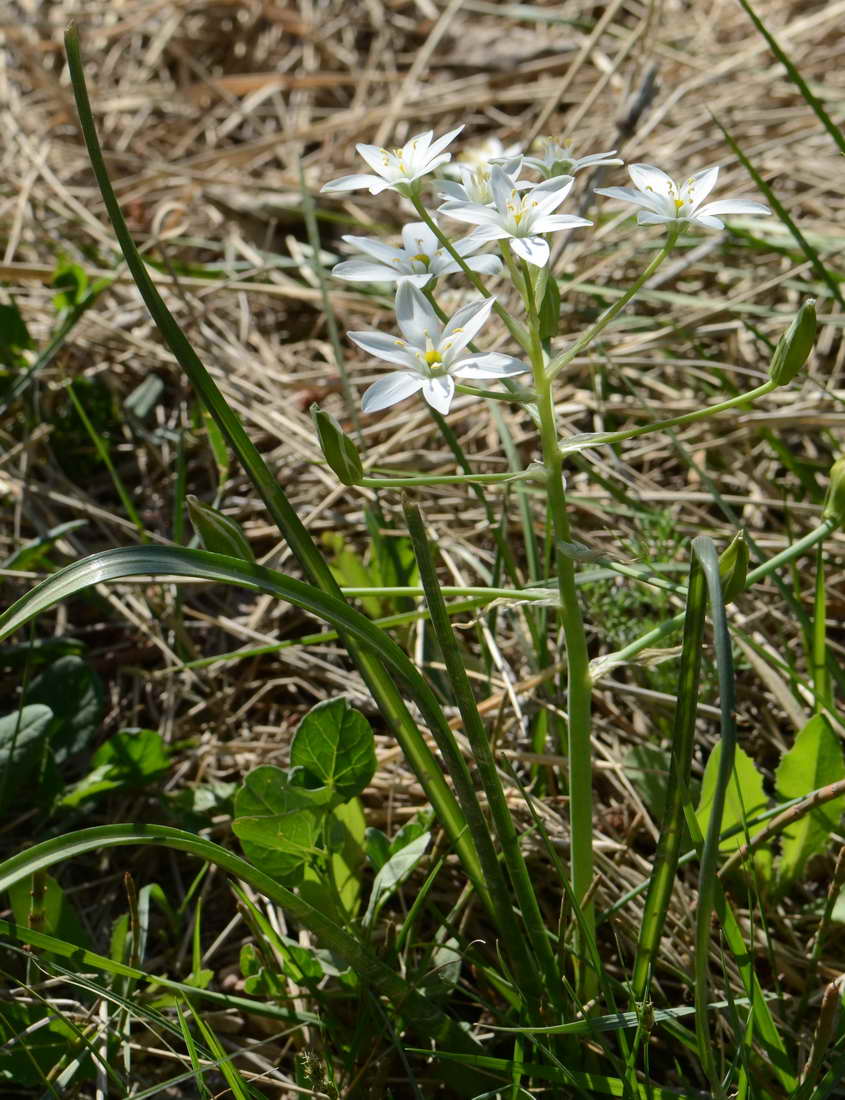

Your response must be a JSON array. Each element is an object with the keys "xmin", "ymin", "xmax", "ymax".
[
  {"xmin": 713, "ymin": 115, "xmax": 844, "ymax": 310},
  {"xmin": 735, "ymin": 0, "xmax": 845, "ymax": 156},
  {"xmin": 62, "ymin": 23, "xmax": 484, "ymax": 904}
]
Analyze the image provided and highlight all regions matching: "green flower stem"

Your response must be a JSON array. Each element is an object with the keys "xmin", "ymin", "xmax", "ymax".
[
  {"xmin": 546, "ymin": 229, "xmax": 679, "ymax": 381},
  {"xmin": 409, "ymin": 196, "xmax": 531, "ymax": 353},
  {"xmin": 361, "ymin": 470, "xmax": 540, "ymax": 488},
  {"xmin": 405, "ymin": 502, "xmax": 558, "ymax": 1009},
  {"xmin": 561, "ymin": 380, "xmax": 778, "ymax": 452},
  {"xmin": 523, "ymin": 258, "xmax": 597, "ymax": 999},
  {"xmin": 598, "ymin": 517, "xmax": 838, "ymax": 673}
]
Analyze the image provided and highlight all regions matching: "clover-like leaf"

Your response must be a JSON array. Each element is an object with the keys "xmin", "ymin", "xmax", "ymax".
[{"xmin": 291, "ymin": 698, "xmax": 376, "ymax": 800}]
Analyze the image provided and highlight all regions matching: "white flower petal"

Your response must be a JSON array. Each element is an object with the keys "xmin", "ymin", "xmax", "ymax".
[
  {"xmin": 332, "ymin": 259, "xmax": 399, "ymax": 282},
  {"xmin": 441, "ymin": 297, "xmax": 495, "ymax": 358},
  {"xmin": 435, "ymin": 180, "xmax": 468, "ymax": 201},
  {"xmin": 355, "ymin": 142, "xmax": 392, "ymax": 176},
  {"xmin": 594, "ymin": 185, "xmax": 660, "ymax": 210},
  {"xmin": 533, "ymin": 214, "xmax": 592, "ymax": 233},
  {"xmin": 695, "ymin": 198, "xmax": 770, "ymax": 218},
  {"xmin": 509, "ymin": 235, "xmax": 549, "ymax": 267},
  {"xmin": 400, "ymin": 221, "xmax": 439, "ymax": 257},
  {"xmin": 348, "ymin": 330, "xmax": 417, "ymax": 367},
  {"xmin": 691, "ymin": 214, "xmax": 725, "ymax": 230},
  {"xmin": 682, "ymin": 165, "xmax": 719, "ymax": 209},
  {"xmin": 628, "ymin": 163, "xmax": 676, "ymax": 198},
  {"xmin": 426, "ymin": 125, "xmax": 464, "ymax": 160},
  {"xmin": 422, "ymin": 375, "xmax": 455, "ymax": 414},
  {"xmin": 321, "ymin": 173, "xmax": 386, "ymax": 193},
  {"xmin": 454, "ymin": 353, "xmax": 528, "ymax": 378},
  {"xmin": 635, "ymin": 210, "xmax": 674, "ymax": 225},
  {"xmin": 362, "ymin": 372, "xmax": 424, "ymax": 413},
  {"xmin": 490, "ymin": 165, "xmax": 515, "ymax": 214},
  {"xmin": 465, "ymin": 254, "xmax": 503, "ymax": 275},
  {"xmin": 395, "ymin": 282, "xmax": 441, "ymax": 347},
  {"xmin": 439, "ymin": 202, "xmax": 506, "ymax": 227},
  {"xmin": 341, "ymin": 235, "xmax": 405, "ymax": 264}
]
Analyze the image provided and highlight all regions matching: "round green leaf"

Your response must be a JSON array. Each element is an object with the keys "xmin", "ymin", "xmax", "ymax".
[{"xmin": 290, "ymin": 698, "xmax": 376, "ymax": 799}]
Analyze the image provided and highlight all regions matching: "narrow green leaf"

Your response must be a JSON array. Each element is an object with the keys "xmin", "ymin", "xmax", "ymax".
[{"xmin": 187, "ymin": 496, "xmax": 254, "ymax": 562}]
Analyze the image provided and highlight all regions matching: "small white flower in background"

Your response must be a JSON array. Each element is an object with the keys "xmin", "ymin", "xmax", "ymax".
[
  {"xmin": 523, "ymin": 138, "xmax": 623, "ymax": 179},
  {"xmin": 321, "ymin": 126, "xmax": 463, "ymax": 196},
  {"xmin": 440, "ymin": 164, "xmax": 592, "ymax": 267},
  {"xmin": 331, "ymin": 221, "xmax": 502, "ymax": 288},
  {"xmin": 348, "ymin": 282, "xmax": 527, "ymax": 415},
  {"xmin": 594, "ymin": 163, "xmax": 770, "ymax": 229},
  {"xmin": 436, "ymin": 158, "xmax": 526, "ymax": 206},
  {"xmin": 458, "ymin": 135, "xmax": 523, "ymax": 169}
]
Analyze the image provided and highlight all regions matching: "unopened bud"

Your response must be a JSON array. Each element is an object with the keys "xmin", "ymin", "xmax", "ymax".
[
  {"xmin": 187, "ymin": 496, "xmax": 254, "ymax": 561},
  {"xmin": 823, "ymin": 458, "xmax": 845, "ymax": 528},
  {"xmin": 311, "ymin": 404, "xmax": 363, "ymax": 486},
  {"xmin": 719, "ymin": 530, "xmax": 748, "ymax": 603},
  {"xmin": 769, "ymin": 299, "xmax": 816, "ymax": 387}
]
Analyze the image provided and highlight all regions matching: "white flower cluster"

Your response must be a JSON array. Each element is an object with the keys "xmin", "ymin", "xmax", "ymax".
[{"xmin": 321, "ymin": 129, "xmax": 770, "ymax": 414}]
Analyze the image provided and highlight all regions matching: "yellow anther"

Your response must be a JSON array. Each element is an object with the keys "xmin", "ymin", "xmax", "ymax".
[
  {"xmin": 411, "ymin": 253, "xmax": 430, "ymax": 264},
  {"xmin": 424, "ymin": 348, "xmax": 442, "ymax": 366}
]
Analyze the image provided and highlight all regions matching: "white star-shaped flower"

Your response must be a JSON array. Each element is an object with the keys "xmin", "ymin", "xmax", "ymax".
[
  {"xmin": 321, "ymin": 126, "xmax": 463, "ymax": 196},
  {"xmin": 594, "ymin": 163, "xmax": 770, "ymax": 229},
  {"xmin": 348, "ymin": 282, "xmax": 527, "ymax": 415},
  {"xmin": 331, "ymin": 221, "xmax": 502, "ymax": 288},
  {"xmin": 436, "ymin": 157, "xmax": 526, "ymax": 206},
  {"xmin": 522, "ymin": 138, "xmax": 623, "ymax": 179},
  {"xmin": 439, "ymin": 165, "xmax": 591, "ymax": 267}
]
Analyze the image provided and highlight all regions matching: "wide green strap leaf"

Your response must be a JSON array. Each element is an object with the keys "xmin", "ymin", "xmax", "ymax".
[{"xmin": 0, "ymin": 823, "xmax": 486, "ymax": 1094}]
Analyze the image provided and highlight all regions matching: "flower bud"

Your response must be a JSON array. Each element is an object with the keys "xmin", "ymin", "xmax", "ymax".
[
  {"xmin": 719, "ymin": 530, "xmax": 748, "ymax": 603},
  {"xmin": 769, "ymin": 299, "xmax": 816, "ymax": 387},
  {"xmin": 822, "ymin": 458, "xmax": 845, "ymax": 529},
  {"xmin": 311, "ymin": 404, "xmax": 363, "ymax": 486},
  {"xmin": 187, "ymin": 496, "xmax": 254, "ymax": 561}
]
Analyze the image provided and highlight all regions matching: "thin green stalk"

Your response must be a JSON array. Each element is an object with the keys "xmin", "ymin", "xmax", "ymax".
[
  {"xmin": 561, "ymin": 380, "xmax": 778, "ymax": 452},
  {"xmin": 524, "ymin": 261, "xmax": 596, "ymax": 998},
  {"xmin": 64, "ymin": 25, "xmax": 485, "ymax": 904},
  {"xmin": 405, "ymin": 502, "xmax": 561, "ymax": 1010},
  {"xmin": 66, "ymin": 382, "xmax": 147, "ymax": 540},
  {"xmin": 547, "ymin": 230, "xmax": 678, "ymax": 380},
  {"xmin": 812, "ymin": 540, "xmax": 831, "ymax": 712},
  {"xmin": 361, "ymin": 470, "xmax": 540, "ymax": 488}
]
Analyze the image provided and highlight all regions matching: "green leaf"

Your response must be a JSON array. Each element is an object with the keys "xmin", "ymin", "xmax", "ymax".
[
  {"xmin": 695, "ymin": 742, "xmax": 769, "ymax": 853},
  {"xmin": 24, "ymin": 655, "xmax": 104, "ymax": 761},
  {"xmin": 290, "ymin": 698, "xmax": 376, "ymax": 799},
  {"xmin": 326, "ymin": 796, "xmax": 366, "ymax": 918},
  {"xmin": 232, "ymin": 765, "xmax": 328, "ymax": 884},
  {"xmin": 0, "ymin": 1002, "xmax": 77, "ymax": 1086},
  {"xmin": 61, "ymin": 728, "xmax": 170, "ymax": 806},
  {"xmin": 0, "ymin": 704, "xmax": 53, "ymax": 770},
  {"xmin": 364, "ymin": 831, "xmax": 430, "ymax": 927},
  {"xmin": 0, "ymin": 301, "xmax": 33, "ymax": 370},
  {"xmin": 775, "ymin": 714, "xmax": 845, "ymax": 885},
  {"xmin": 3, "ymin": 520, "xmax": 87, "ymax": 571},
  {"xmin": 51, "ymin": 258, "xmax": 89, "ymax": 313}
]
